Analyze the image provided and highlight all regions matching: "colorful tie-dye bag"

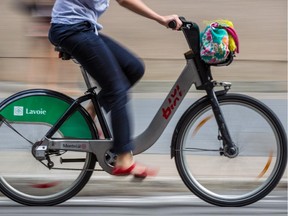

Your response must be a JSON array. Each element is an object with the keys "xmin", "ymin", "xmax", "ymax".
[{"xmin": 200, "ymin": 20, "xmax": 239, "ymax": 64}]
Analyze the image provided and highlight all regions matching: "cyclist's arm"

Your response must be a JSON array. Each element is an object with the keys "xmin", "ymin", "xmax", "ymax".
[{"xmin": 116, "ymin": 0, "xmax": 182, "ymax": 29}]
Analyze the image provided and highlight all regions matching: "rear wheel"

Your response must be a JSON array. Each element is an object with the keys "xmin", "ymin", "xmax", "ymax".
[
  {"xmin": 174, "ymin": 93, "xmax": 287, "ymax": 207},
  {"xmin": 0, "ymin": 89, "xmax": 97, "ymax": 206}
]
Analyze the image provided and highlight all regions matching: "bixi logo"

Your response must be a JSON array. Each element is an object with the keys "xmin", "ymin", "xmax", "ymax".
[
  {"xmin": 13, "ymin": 106, "xmax": 47, "ymax": 116},
  {"xmin": 14, "ymin": 106, "xmax": 24, "ymax": 116},
  {"xmin": 162, "ymin": 85, "xmax": 183, "ymax": 120}
]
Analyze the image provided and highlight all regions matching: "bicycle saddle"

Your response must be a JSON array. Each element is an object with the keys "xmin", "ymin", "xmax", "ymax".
[{"xmin": 54, "ymin": 46, "xmax": 72, "ymax": 60}]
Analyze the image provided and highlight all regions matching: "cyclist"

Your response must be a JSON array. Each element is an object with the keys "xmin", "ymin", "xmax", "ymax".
[{"xmin": 48, "ymin": 0, "xmax": 182, "ymax": 178}]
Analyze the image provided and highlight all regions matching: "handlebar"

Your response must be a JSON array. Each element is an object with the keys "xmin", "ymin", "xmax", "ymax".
[
  {"xmin": 167, "ymin": 17, "xmax": 200, "ymax": 54},
  {"xmin": 168, "ymin": 16, "xmax": 189, "ymax": 30},
  {"xmin": 167, "ymin": 17, "xmax": 234, "ymax": 87}
]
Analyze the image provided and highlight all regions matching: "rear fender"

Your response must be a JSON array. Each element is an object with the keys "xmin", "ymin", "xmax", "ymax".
[{"xmin": 0, "ymin": 89, "xmax": 97, "ymax": 139}]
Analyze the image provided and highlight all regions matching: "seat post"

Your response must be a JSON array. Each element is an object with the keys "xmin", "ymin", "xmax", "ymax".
[
  {"xmin": 54, "ymin": 46, "xmax": 94, "ymax": 90},
  {"xmin": 80, "ymin": 65, "xmax": 93, "ymax": 90}
]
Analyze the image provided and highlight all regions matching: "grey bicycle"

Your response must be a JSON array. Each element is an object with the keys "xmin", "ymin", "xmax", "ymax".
[{"xmin": 0, "ymin": 17, "xmax": 286, "ymax": 207}]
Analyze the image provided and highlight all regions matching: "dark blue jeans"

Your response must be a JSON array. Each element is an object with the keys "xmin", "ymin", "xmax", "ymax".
[{"xmin": 48, "ymin": 21, "xmax": 145, "ymax": 154}]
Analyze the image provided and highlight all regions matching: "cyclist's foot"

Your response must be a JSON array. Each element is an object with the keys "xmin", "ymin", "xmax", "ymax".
[{"xmin": 112, "ymin": 162, "xmax": 158, "ymax": 179}]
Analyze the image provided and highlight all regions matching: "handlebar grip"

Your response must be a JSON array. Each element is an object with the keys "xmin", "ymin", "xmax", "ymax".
[{"xmin": 168, "ymin": 20, "xmax": 177, "ymax": 29}]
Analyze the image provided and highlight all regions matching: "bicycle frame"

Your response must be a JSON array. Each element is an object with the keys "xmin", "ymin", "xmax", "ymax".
[
  {"xmin": 41, "ymin": 55, "xmax": 202, "ymax": 173},
  {"xmin": 39, "ymin": 20, "xmax": 236, "ymax": 173}
]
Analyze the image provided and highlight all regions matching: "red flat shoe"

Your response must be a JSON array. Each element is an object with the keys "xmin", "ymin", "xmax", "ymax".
[
  {"xmin": 112, "ymin": 163, "xmax": 136, "ymax": 176},
  {"xmin": 112, "ymin": 163, "xmax": 158, "ymax": 179}
]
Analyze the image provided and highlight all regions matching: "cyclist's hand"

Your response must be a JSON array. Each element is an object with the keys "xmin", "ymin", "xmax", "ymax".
[{"xmin": 159, "ymin": 15, "xmax": 182, "ymax": 30}]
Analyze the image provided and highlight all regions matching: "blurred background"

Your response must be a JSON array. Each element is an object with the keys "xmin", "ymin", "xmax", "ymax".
[
  {"xmin": 0, "ymin": 1, "xmax": 287, "ymax": 212},
  {"xmin": 0, "ymin": 0, "xmax": 287, "ymax": 95}
]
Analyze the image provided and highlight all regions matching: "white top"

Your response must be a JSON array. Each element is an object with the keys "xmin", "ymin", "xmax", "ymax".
[{"xmin": 51, "ymin": 0, "xmax": 110, "ymax": 34}]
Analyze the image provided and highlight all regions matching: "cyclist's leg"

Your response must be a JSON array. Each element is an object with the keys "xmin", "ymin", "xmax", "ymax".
[
  {"xmin": 58, "ymin": 25, "xmax": 134, "ymax": 155},
  {"xmin": 85, "ymin": 100, "xmax": 105, "ymax": 139},
  {"xmin": 49, "ymin": 23, "xmax": 105, "ymax": 138},
  {"xmin": 99, "ymin": 33, "xmax": 145, "ymax": 86},
  {"xmin": 49, "ymin": 22, "xmax": 156, "ymax": 176},
  {"xmin": 81, "ymin": 72, "xmax": 103, "ymax": 137},
  {"xmin": 96, "ymin": 34, "xmax": 158, "ymax": 176},
  {"xmin": 85, "ymin": 33, "xmax": 145, "ymax": 133}
]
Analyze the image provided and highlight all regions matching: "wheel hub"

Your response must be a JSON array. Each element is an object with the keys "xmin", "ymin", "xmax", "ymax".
[{"xmin": 223, "ymin": 145, "xmax": 239, "ymax": 158}]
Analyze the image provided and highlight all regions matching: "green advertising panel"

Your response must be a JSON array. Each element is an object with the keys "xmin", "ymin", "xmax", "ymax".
[{"xmin": 0, "ymin": 95, "xmax": 92, "ymax": 139}]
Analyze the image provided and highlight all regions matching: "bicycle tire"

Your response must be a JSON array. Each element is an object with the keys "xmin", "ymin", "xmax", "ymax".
[
  {"xmin": 0, "ymin": 89, "xmax": 98, "ymax": 206},
  {"xmin": 172, "ymin": 93, "xmax": 287, "ymax": 207}
]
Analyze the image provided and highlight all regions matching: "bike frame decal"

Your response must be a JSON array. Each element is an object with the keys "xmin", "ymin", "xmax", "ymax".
[
  {"xmin": 162, "ymin": 85, "xmax": 183, "ymax": 120},
  {"xmin": 0, "ymin": 95, "xmax": 92, "ymax": 139}
]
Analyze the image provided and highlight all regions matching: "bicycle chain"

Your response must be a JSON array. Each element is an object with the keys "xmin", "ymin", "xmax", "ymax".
[{"xmin": 39, "ymin": 160, "xmax": 103, "ymax": 172}]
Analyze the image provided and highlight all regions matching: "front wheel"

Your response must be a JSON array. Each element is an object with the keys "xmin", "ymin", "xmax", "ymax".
[{"xmin": 173, "ymin": 93, "xmax": 287, "ymax": 207}]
